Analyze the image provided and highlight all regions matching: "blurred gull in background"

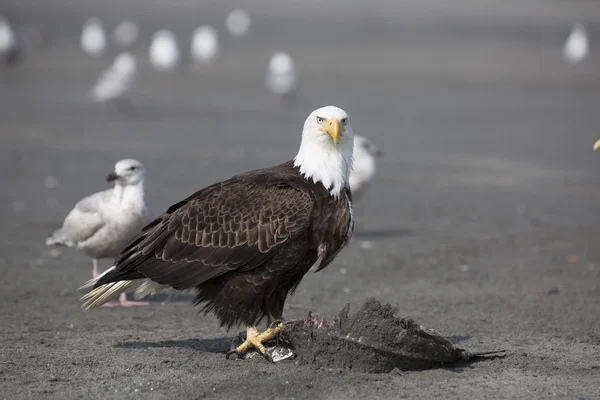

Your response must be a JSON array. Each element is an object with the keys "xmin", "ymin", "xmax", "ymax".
[
  {"xmin": 149, "ymin": 29, "xmax": 180, "ymax": 71},
  {"xmin": 111, "ymin": 20, "xmax": 139, "ymax": 49},
  {"xmin": 190, "ymin": 26, "xmax": 219, "ymax": 64},
  {"xmin": 266, "ymin": 52, "xmax": 297, "ymax": 107},
  {"xmin": 45, "ymin": 159, "xmax": 151, "ymax": 307},
  {"xmin": 563, "ymin": 23, "xmax": 589, "ymax": 64},
  {"xmin": 226, "ymin": 9, "xmax": 251, "ymax": 37},
  {"xmin": 0, "ymin": 16, "xmax": 20, "ymax": 66},
  {"xmin": 80, "ymin": 17, "xmax": 107, "ymax": 56},
  {"xmin": 350, "ymin": 135, "xmax": 384, "ymax": 199},
  {"xmin": 90, "ymin": 52, "xmax": 136, "ymax": 108}
]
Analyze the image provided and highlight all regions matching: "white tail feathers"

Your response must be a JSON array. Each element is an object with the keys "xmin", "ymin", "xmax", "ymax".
[
  {"xmin": 79, "ymin": 273, "xmax": 179, "ymax": 309},
  {"xmin": 80, "ymin": 280, "xmax": 136, "ymax": 309},
  {"xmin": 78, "ymin": 266, "xmax": 115, "ymax": 291},
  {"xmin": 133, "ymin": 280, "xmax": 169, "ymax": 300}
]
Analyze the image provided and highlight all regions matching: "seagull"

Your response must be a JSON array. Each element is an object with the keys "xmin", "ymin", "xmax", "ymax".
[
  {"xmin": 0, "ymin": 16, "xmax": 20, "ymax": 66},
  {"xmin": 563, "ymin": 23, "xmax": 589, "ymax": 64},
  {"xmin": 190, "ymin": 26, "xmax": 219, "ymax": 64},
  {"xmin": 111, "ymin": 20, "xmax": 139, "ymax": 49},
  {"xmin": 349, "ymin": 135, "xmax": 384, "ymax": 199},
  {"xmin": 266, "ymin": 52, "xmax": 297, "ymax": 107},
  {"xmin": 90, "ymin": 52, "xmax": 136, "ymax": 108},
  {"xmin": 46, "ymin": 159, "xmax": 152, "ymax": 307},
  {"xmin": 226, "ymin": 9, "xmax": 251, "ymax": 37},
  {"xmin": 80, "ymin": 17, "xmax": 107, "ymax": 56},
  {"xmin": 149, "ymin": 29, "xmax": 180, "ymax": 71}
]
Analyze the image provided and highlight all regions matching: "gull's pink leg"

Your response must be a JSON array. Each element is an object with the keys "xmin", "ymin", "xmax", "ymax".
[
  {"xmin": 118, "ymin": 292, "xmax": 149, "ymax": 307},
  {"xmin": 92, "ymin": 259, "xmax": 119, "ymax": 308},
  {"xmin": 92, "ymin": 259, "xmax": 100, "ymax": 278}
]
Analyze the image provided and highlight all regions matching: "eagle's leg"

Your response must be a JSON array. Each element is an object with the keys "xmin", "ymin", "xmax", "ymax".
[{"xmin": 226, "ymin": 322, "xmax": 284, "ymax": 361}]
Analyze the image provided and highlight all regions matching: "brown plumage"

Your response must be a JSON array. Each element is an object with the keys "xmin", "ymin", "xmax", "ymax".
[
  {"xmin": 80, "ymin": 106, "xmax": 355, "ymax": 359},
  {"xmin": 93, "ymin": 160, "xmax": 352, "ymax": 327}
]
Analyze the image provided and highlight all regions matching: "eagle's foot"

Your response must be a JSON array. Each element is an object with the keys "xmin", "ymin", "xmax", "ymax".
[{"xmin": 226, "ymin": 323, "xmax": 284, "ymax": 362}]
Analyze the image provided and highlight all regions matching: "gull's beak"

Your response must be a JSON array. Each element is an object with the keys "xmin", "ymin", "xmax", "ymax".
[
  {"xmin": 319, "ymin": 118, "xmax": 341, "ymax": 144},
  {"xmin": 594, "ymin": 139, "xmax": 600, "ymax": 151},
  {"xmin": 106, "ymin": 172, "xmax": 119, "ymax": 182}
]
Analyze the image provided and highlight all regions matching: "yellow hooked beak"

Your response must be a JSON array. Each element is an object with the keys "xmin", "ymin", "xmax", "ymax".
[
  {"xmin": 594, "ymin": 139, "xmax": 600, "ymax": 151},
  {"xmin": 318, "ymin": 118, "xmax": 341, "ymax": 144}
]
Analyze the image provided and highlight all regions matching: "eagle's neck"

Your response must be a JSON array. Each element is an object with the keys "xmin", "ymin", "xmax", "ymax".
[{"xmin": 293, "ymin": 137, "xmax": 352, "ymax": 199}]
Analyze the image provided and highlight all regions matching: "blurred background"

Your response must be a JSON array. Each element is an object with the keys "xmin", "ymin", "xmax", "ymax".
[
  {"xmin": 2, "ymin": 0, "xmax": 600, "ymax": 397},
  {"xmin": 2, "ymin": 0, "xmax": 600, "ymax": 303}
]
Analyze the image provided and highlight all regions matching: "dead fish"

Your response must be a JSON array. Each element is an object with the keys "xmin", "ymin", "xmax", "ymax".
[{"xmin": 230, "ymin": 298, "xmax": 504, "ymax": 372}]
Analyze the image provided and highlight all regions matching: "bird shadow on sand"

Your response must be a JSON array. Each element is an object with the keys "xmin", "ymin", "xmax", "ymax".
[
  {"xmin": 353, "ymin": 228, "xmax": 413, "ymax": 240},
  {"xmin": 114, "ymin": 337, "xmax": 231, "ymax": 354}
]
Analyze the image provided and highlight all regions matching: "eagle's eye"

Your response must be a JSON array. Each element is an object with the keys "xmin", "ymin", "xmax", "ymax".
[
  {"xmin": 316, "ymin": 116, "xmax": 325, "ymax": 124},
  {"xmin": 341, "ymin": 118, "xmax": 348, "ymax": 124},
  {"xmin": 128, "ymin": 166, "xmax": 139, "ymax": 171}
]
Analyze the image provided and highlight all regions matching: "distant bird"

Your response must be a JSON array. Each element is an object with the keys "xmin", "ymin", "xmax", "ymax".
[
  {"xmin": 47, "ymin": 159, "xmax": 151, "ymax": 307},
  {"xmin": 80, "ymin": 17, "xmax": 107, "ymax": 56},
  {"xmin": 149, "ymin": 29, "xmax": 180, "ymax": 71},
  {"xmin": 90, "ymin": 52, "xmax": 136, "ymax": 107},
  {"xmin": 111, "ymin": 20, "xmax": 139, "ymax": 49},
  {"xmin": 80, "ymin": 106, "xmax": 355, "ymax": 361},
  {"xmin": 226, "ymin": 9, "xmax": 251, "ymax": 37},
  {"xmin": 0, "ymin": 16, "xmax": 20, "ymax": 66},
  {"xmin": 190, "ymin": 26, "xmax": 219, "ymax": 64},
  {"xmin": 266, "ymin": 52, "xmax": 297, "ymax": 106},
  {"xmin": 349, "ymin": 135, "xmax": 384, "ymax": 199},
  {"xmin": 563, "ymin": 23, "xmax": 589, "ymax": 64},
  {"xmin": 593, "ymin": 139, "xmax": 600, "ymax": 151}
]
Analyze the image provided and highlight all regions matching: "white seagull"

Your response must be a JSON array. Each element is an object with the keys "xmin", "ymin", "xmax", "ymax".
[
  {"xmin": 46, "ymin": 159, "xmax": 152, "ymax": 307},
  {"xmin": 190, "ymin": 26, "xmax": 219, "ymax": 64},
  {"xmin": 563, "ymin": 23, "xmax": 589, "ymax": 64},
  {"xmin": 80, "ymin": 17, "xmax": 107, "ymax": 56},
  {"xmin": 90, "ymin": 52, "xmax": 136, "ymax": 106},
  {"xmin": 226, "ymin": 9, "xmax": 251, "ymax": 37},
  {"xmin": 112, "ymin": 20, "xmax": 139, "ymax": 49},
  {"xmin": 266, "ymin": 52, "xmax": 297, "ymax": 106},
  {"xmin": 0, "ymin": 16, "xmax": 19, "ymax": 66},
  {"xmin": 349, "ymin": 135, "xmax": 384, "ymax": 199},
  {"xmin": 149, "ymin": 29, "xmax": 180, "ymax": 71}
]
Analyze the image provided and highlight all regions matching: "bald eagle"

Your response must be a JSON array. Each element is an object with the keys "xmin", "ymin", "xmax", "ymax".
[{"xmin": 80, "ymin": 106, "xmax": 355, "ymax": 360}]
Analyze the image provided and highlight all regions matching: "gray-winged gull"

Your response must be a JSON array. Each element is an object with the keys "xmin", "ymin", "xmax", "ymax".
[
  {"xmin": 111, "ymin": 20, "xmax": 139, "ymax": 49},
  {"xmin": 563, "ymin": 23, "xmax": 588, "ymax": 64},
  {"xmin": 0, "ymin": 16, "xmax": 20, "ymax": 66},
  {"xmin": 190, "ymin": 26, "xmax": 219, "ymax": 65},
  {"xmin": 226, "ymin": 9, "xmax": 251, "ymax": 37},
  {"xmin": 266, "ymin": 52, "xmax": 297, "ymax": 107},
  {"xmin": 90, "ymin": 52, "xmax": 136, "ymax": 106},
  {"xmin": 46, "ymin": 159, "xmax": 152, "ymax": 307},
  {"xmin": 349, "ymin": 134, "xmax": 384, "ymax": 199},
  {"xmin": 80, "ymin": 17, "xmax": 107, "ymax": 56},
  {"xmin": 149, "ymin": 29, "xmax": 180, "ymax": 71}
]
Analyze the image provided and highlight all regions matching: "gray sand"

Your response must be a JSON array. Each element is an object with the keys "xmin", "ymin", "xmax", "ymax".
[{"xmin": 1, "ymin": 1, "xmax": 600, "ymax": 399}]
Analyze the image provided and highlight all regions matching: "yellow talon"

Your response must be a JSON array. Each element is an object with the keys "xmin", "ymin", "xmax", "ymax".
[{"xmin": 227, "ymin": 323, "xmax": 284, "ymax": 360}]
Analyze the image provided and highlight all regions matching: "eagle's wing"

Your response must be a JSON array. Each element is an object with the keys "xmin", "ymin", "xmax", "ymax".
[{"xmin": 95, "ymin": 175, "xmax": 313, "ymax": 290}]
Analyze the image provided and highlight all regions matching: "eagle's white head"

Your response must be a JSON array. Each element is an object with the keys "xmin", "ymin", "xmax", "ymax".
[{"xmin": 294, "ymin": 106, "xmax": 354, "ymax": 198}]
